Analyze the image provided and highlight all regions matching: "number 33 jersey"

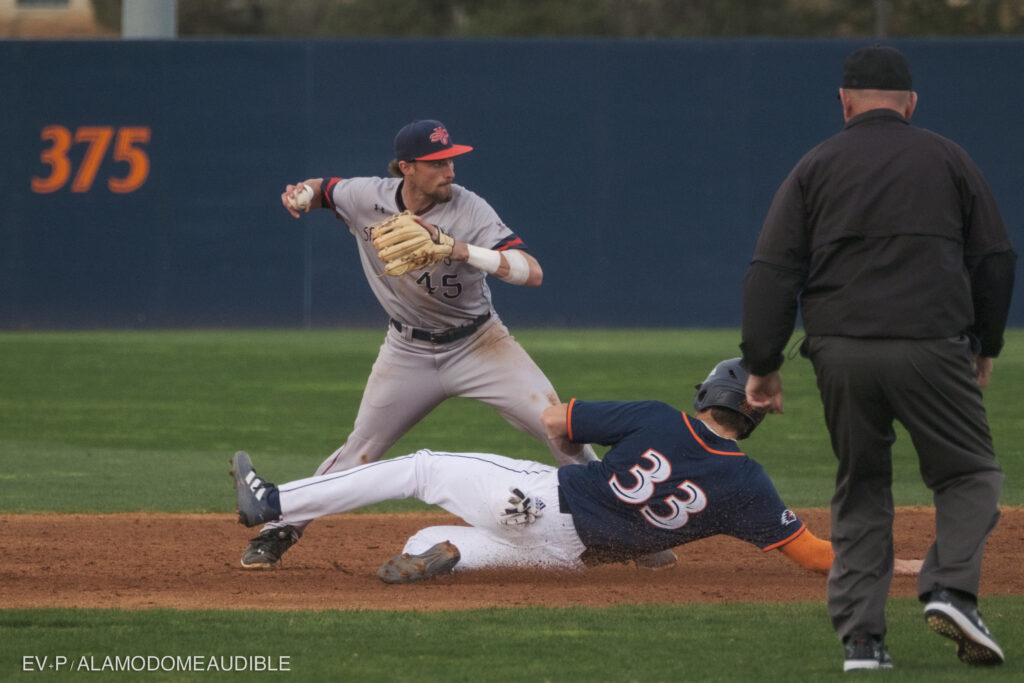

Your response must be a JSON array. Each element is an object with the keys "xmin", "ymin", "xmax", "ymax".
[{"xmin": 557, "ymin": 400, "xmax": 805, "ymax": 555}]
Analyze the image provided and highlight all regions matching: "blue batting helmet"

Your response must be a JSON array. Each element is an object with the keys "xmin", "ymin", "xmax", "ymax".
[{"xmin": 693, "ymin": 358, "xmax": 766, "ymax": 437}]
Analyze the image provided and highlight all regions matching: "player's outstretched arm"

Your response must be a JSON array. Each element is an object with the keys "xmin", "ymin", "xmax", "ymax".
[
  {"xmin": 777, "ymin": 528, "xmax": 922, "ymax": 576},
  {"xmin": 450, "ymin": 242, "xmax": 543, "ymax": 287},
  {"xmin": 281, "ymin": 177, "xmax": 324, "ymax": 218},
  {"xmin": 777, "ymin": 528, "xmax": 833, "ymax": 573}
]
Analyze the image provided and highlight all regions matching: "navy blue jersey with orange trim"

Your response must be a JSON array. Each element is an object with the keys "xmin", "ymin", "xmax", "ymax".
[{"xmin": 557, "ymin": 400, "xmax": 804, "ymax": 554}]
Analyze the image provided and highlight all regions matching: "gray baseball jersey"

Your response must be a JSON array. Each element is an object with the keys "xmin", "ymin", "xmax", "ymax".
[{"xmin": 327, "ymin": 176, "xmax": 515, "ymax": 330}]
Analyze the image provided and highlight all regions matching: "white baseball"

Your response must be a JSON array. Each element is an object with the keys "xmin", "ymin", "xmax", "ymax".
[{"xmin": 289, "ymin": 183, "xmax": 314, "ymax": 211}]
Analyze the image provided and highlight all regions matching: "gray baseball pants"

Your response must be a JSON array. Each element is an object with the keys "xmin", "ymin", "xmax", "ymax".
[
  {"xmin": 804, "ymin": 335, "xmax": 1003, "ymax": 642},
  {"xmin": 262, "ymin": 317, "xmax": 596, "ymax": 537}
]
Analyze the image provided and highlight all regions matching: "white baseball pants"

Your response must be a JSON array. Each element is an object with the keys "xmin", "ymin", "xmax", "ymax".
[{"xmin": 277, "ymin": 449, "xmax": 587, "ymax": 571}]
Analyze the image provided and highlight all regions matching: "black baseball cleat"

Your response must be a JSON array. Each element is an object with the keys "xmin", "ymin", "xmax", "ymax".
[
  {"xmin": 241, "ymin": 526, "xmax": 298, "ymax": 569},
  {"xmin": 843, "ymin": 633, "xmax": 893, "ymax": 671},
  {"xmin": 231, "ymin": 451, "xmax": 283, "ymax": 527},
  {"xmin": 924, "ymin": 587, "xmax": 1004, "ymax": 666}
]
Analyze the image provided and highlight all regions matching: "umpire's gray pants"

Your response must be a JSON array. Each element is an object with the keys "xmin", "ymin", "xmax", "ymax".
[{"xmin": 803, "ymin": 335, "xmax": 1003, "ymax": 641}]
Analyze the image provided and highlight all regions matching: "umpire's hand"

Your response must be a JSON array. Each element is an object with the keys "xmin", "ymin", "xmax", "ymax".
[
  {"xmin": 746, "ymin": 371, "xmax": 784, "ymax": 414},
  {"xmin": 974, "ymin": 356, "xmax": 993, "ymax": 388}
]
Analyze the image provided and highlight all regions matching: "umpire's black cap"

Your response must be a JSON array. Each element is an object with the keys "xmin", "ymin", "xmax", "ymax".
[{"xmin": 842, "ymin": 45, "xmax": 912, "ymax": 90}]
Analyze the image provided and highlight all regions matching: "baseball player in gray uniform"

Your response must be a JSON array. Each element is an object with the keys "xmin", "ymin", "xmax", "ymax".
[{"xmin": 240, "ymin": 119, "xmax": 604, "ymax": 569}]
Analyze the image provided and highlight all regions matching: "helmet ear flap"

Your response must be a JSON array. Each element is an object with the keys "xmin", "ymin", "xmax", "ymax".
[{"xmin": 692, "ymin": 385, "xmax": 713, "ymax": 413}]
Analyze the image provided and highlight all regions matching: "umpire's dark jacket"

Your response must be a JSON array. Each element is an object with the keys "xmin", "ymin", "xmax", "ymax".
[{"xmin": 741, "ymin": 108, "xmax": 1016, "ymax": 374}]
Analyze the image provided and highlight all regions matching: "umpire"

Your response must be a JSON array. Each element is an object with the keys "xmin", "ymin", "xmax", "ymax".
[{"xmin": 740, "ymin": 45, "xmax": 1016, "ymax": 671}]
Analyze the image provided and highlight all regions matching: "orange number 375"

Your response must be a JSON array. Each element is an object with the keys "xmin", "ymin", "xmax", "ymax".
[{"xmin": 31, "ymin": 125, "xmax": 151, "ymax": 194}]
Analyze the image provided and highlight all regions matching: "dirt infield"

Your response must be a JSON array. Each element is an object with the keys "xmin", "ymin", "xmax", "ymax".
[{"xmin": 3, "ymin": 508, "xmax": 1022, "ymax": 611}]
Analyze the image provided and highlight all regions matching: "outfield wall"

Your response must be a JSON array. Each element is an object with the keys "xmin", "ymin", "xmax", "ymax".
[{"xmin": 2, "ymin": 38, "xmax": 1021, "ymax": 329}]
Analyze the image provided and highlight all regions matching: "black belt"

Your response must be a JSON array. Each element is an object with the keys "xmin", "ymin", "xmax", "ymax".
[{"xmin": 390, "ymin": 312, "xmax": 491, "ymax": 345}]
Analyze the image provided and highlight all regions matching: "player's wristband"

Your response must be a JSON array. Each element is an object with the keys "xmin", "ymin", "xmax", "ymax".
[
  {"xmin": 501, "ymin": 250, "xmax": 531, "ymax": 285},
  {"xmin": 465, "ymin": 245, "xmax": 531, "ymax": 285},
  {"xmin": 465, "ymin": 244, "xmax": 502, "ymax": 274}
]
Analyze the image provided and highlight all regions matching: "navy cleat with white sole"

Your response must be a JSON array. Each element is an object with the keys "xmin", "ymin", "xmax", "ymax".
[
  {"xmin": 231, "ymin": 451, "xmax": 282, "ymax": 528},
  {"xmin": 925, "ymin": 587, "xmax": 1004, "ymax": 666},
  {"xmin": 843, "ymin": 633, "xmax": 894, "ymax": 671}
]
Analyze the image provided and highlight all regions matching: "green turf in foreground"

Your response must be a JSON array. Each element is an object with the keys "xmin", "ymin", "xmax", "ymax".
[{"xmin": 2, "ymin": 599, "xmax": 1021, "ymax": 682}]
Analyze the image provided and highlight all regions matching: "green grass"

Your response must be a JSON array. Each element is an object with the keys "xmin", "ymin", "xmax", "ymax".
[
  {"xmin": 1, "ymin": 328, "xmax": 1022, "ymax": 511},
  {"xmin": 1, "ymin": 329, "xmax": 1021, "ymax": 682},
  {"xmin": 3, "ymin": 600, "xmax": 1023, "ymax": 682}
]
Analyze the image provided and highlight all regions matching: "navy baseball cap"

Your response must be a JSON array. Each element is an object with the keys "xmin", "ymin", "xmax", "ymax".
[
  {"xmin": 842, "ymin": 45, "xmax": 912, "ymax": 90},
  {"xmin": 394, "ymin": 119, "xmax": 473, "ymax": 161}
]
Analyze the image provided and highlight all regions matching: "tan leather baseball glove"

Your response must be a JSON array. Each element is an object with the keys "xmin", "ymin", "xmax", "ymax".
[{"xmin": 370, "ymin": 211, "xmax": 455, "ymax": 276}]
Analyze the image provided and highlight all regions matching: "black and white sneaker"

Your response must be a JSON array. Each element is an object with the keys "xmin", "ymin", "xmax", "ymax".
[
  {"xmin": 231, "ymin": 451, "xmax": 282, "ymax": 527},
  {"xmin": 843, "ymin": 633, "xmax": 893, "ymax": 671},
  {"xmin": 925, "ymin": 588, "xmax": 1004, "ymax": 666},
  {"xmin": 240, "ymin": 526, "xmax": 297, "ymax": 569}
]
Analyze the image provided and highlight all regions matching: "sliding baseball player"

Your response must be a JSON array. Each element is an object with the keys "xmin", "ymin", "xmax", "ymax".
[{"xmin": 232, "ymin": 358, "xmax": 925, "ymax": 582}]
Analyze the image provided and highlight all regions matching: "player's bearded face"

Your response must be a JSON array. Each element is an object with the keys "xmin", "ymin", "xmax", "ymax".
[{"xmin": 410, "ymin": 159, "xmax": 455, "ymax": 204}]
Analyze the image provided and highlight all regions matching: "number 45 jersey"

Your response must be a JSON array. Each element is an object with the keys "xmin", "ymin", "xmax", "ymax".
[
  {"xmin": 557, "ymin": 400, "xmax": 806, "ymax": 556},
  {"xmin": 325, "ymin": 176, "xmax": 525, "ymax": 330}
]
